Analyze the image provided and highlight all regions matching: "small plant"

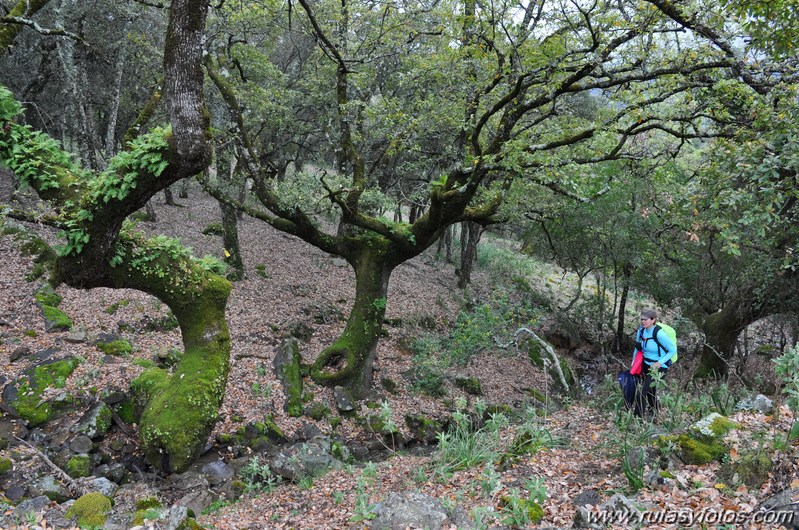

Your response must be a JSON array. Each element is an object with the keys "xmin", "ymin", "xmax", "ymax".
[
  {"xmin": 434, "ymin": 398, "xmax": 507, "ymax": 475},
  {"xmin": 332, "ymin": 491, "xmax": 345, "ymax": 504},
  {"xmin": 297, "ymin": 476, "xmax": 314, "ymax": 490},
  {"xmin": 349, "ymin": 476, "xmax": 377, "ymax": 523},
  {"xmin": 255, "ymin": 264, "xmax": 269, "ymax": 278},
  {"xmin": 478, "ymin": 462, "xmax": 502, "ymax": 499},
  {"xmin": 239, "ymin": 456, "xmax": 281, "ymax": 493}
]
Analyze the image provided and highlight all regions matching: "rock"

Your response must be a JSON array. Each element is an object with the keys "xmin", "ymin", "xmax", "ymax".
[
  {"xmin": 736, "ymin": 394, "xmax": 774, "ymax": 414},
  {"xmin": 65, "ymin": 331, "xmax": 88, "ymax": 343},
  {"xmin": 5, "ymin": 484, "xmax": 26, "ymax": 502},
  {"xmin": 370, "ymin": 491, "xmax": 452, "ymax": 530},
  {"xmin": 572, "ymin": 490, "xmax": 602, "ymax": 507},
  {"xmin": 760, "ymin": 488, "xmax": 799, "ymax": 530},
  {"xmin": 12, "ymin": 496, "xmax": 50, "ymax": 518},
  {"xmin": 270, "ymin": 439, "xmax": 342, "ymax": 481},
  {"xmin": 69, "ymin": 435, "xmax": 94, "ymax": 454},
  {"xmin": 333, "ymin": 386, "xmax": 356, "ymax": 413},
  {"xmin": 166, "ymin": 505, "xmax": 192, "ymax": 530},
  {"xmin": 0, "ymin": 418, "xmax": 27, "ymax": 447},
  {"xmin": 175, "ymin": 489, "xmax": 217, "ymax": 518},
  {"xmin": 273, "ymin": 337, "xmax": 303, "ymax": 417},
  {"xmin": 9, "ymin": 346, "xmax": 31, "ymax": 362},
  {"xmin": 201, "ymin": 459, "xmax": 234, "ymax": 486},
  {"xmin": 71, "ymin": 402, "xmax": 113, "ymax": 440},
  {"xmin": 599, "ymin": 493, "xmax": 641, "ymax": 515},
  {"xmin": 95, "ymin": 462, "xmax": 127, "ymax": 484},
  {"xmin": 86, "ymin": 476, "xmax": 118, "ymax": 498},
  {"xmin": 29, "ymin": 475, "xmax": 70, "ymax": 503}
]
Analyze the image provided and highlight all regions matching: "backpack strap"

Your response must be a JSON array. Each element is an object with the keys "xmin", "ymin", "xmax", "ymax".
[{"xmin": 651, "ymin": 324, "xmax": 663, "ymax": 354}]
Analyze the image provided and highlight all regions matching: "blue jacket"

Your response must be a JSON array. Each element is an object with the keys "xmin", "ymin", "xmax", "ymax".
[{"xmin": 634, "ymin": 325, "xmax": 676, "ymax": 367}]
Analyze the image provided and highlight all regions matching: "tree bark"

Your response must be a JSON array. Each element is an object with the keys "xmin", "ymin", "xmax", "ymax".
[
  {"xmin": 458, "ymin": 221, "xmax": 483, "ymax": 288},
  {"xmin": 695, "ymin": 299, "xmax": 769, "ymax": 378},
  {"xmin": 221, "ymin": 200, "xmax": 244, "ymax": 280},
  {"xmin": 615, "ymin": 263, "xmax": 632, "ymax": 353},
  {"xmin": 310, "ymin": 247, "xmax": 394, "ymax": 397}
]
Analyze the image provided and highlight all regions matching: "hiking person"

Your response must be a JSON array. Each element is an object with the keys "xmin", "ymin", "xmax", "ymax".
[{"xmin": 633, "ymin": 308, "xmax": 676, "ymax": 419}]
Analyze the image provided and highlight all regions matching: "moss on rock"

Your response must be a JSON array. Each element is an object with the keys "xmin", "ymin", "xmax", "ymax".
[
  {"xmin": 34, "ymin": 284, "xmax": 63, "ymax": 307},
  {"xmin": 41, "ymin": 305, "xmax": 72, "ymax": 331},
  {"xmin": 66, "ymin": 455, "xmax": 92, "ymax": 478},
  {"xmin": 97, "ymin": 339, "xmax": 133, "ymax": 356},
  {"xmin": 10, "ymin": 357, "xmax": 79, "ymax": 426},
  {"xmin": 0, "ymin": 457, "xmax": 12, "ymax": 474},
  {"xmin": 66, "ymin": 492, "xmax": 112, "ymax": 528}
]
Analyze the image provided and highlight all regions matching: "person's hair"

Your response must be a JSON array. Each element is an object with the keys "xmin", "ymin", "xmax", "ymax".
[{"xmin": 640, "ymin": 308, "xmax": 658, "ymax": 320}]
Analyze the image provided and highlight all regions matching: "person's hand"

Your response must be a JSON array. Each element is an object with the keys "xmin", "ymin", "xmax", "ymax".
[{"xmin": 652, "ymin": 361, "xmax": 661, "ymax": 369}]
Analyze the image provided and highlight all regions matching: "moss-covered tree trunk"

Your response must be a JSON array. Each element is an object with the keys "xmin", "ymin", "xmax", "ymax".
[
  {"xmin": 114, "ymin": 240, "xmax": 231, "ymax": 473},
  {"xmin": 310, "ymin": 246, "xmax": 394, "ymax": 398},
  {"xmin": 695, "ymin": 300, "xmax": 769, "ymax": 378}
]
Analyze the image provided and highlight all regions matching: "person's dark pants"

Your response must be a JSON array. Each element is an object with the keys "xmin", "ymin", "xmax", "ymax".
[{"xmin": 634, "ymin": 364, "xmax": 667, "ymax": 418}]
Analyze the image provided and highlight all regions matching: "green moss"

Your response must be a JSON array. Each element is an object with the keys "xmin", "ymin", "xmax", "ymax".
[
  {"xmin": 65, "ymin": 492, "xmax": 112, "ymax": 528},
  {"xmin": 229, "ymin": 480, "xmax": 246, "ymax": 499},
  {"xmin": 659, "ymin": 434, "xmax": 728, "ymax": 465},
  {"xmin": 527, "ymin": 342, "xmax": 544, "ymax": 368},
  {"xmin": 66, "ymin": 455, "xmax": 92, "ymax": 478},
  {"xmin": 23, "ymin": 329, "xmax": 38, "ymax": 337},
  {"xmin": 41, "ymin": 305, "xmax": 72, "ymax": 331},
  {"xmin": 104, "ymin": 299, "xmax": 130, "ymax": 315},
  {"xmin": 135, "ymin": 497, "xmax": 162, "ymax": 510},
  {"xmin": 709, "ymin": 416, "xmax": 737, "ymax": 437},
  {"xmin": 35, "ymin": 285, "xmax": 63, "ymax": 307},
  {"xmin": 500, "ymin": 496, "xmax": 544, "ymax": 525},
  {"xmin": 0, "ymin": 457, "xmax": 12, "ymax": 474},
  {"xmin": 97, "ymin": 339, "xmax": 133, "ymax": 356},
  {"xmin": 12, "ymin": 357, "xmax": 79, "ymax": 426},
  {"xmin": 305, "ymin": 402, "xmax": 330, "ymax": 421},
  {"xmin": 133, "ymin": 358, "xmax": 157, "ymax": 369},
  {"xmin": 721, "ymin": 452, "xmax": 773, "ymax": 488},
  {"xmin": 133, "ymin": 507, "xmax": 162, "ymax": 525},
  {"xmin": 114, "ymin": 400, "xmax": 137, "ymax": 424},
  {"xmin": 202, "ymin": 223, "xmax": 225, "ymax": 236}
]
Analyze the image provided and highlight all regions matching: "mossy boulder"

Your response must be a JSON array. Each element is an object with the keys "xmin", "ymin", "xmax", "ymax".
[
  {"xmin": 659, "ymin": 413, "xmax": 737, "ymax": 465},
  {"xmin": 66, "ymin": 492, "xmax": 112, "ymax": 528},
  {"xmin": 97, "ymin": 339, "xmax": 133, "ymax": 356},
  {"xmin": 405, "ymin": 414, "xmax": 446, "ymax": 444},
  {"xmin": 66, "ymin": 455, "xmax": 92, "ymax": 478},
  {"xmin": 3, "ymin": 357, "xmax": 79, "ymax": 426},
  {"xmin": 273, "ymin": 337, "xmax": 303, "ymax": 417},
  {"xmin": 0, "ymin": 457, "xmax": 12, "ymax": 475},
  {"xmin": 201, "ymin": 222, "xmax": 225, "ymax": 236},
  {"xmin": 41, "ymin": 305, "xmax": 72, "ymax": 331},
  {"xmin": 304, "ymin": 401, "xmax": 331, "ymax": 421},
  {"xmin": 72, "ymin": 402, "xmax": 113, "ymax": 440},
  {"xmin": 720, "ymin": 452, "xmax": 773, "ymax": 488},
  {"xmin": 34, "ymin": 284, "xmax": 63, "ymax": 307}
]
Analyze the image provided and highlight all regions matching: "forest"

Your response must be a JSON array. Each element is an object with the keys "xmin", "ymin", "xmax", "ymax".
[{"xmin": 0, "ymin": 0, "xmax": 798, "ymax": 528}]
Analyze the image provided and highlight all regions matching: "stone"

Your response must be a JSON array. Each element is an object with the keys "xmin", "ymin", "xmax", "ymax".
[
  {"xmin": 370, "ymin": 491, "xmax": 452, "ymax": 530},
  {"xmin": 333, "ymin": 386, "xmax": 356, "ymax": 413},
  {"xmin": 269, "ymin": 439, "xmax": 341, "ymax": 481},
  {"xmin": 598, "ymin": 493, "xmax": 641, "ymax": 515},
  {"xmin": 12, "ymin": 496, "xmax": 50, "ymax": 518},
  {"xmin": 29, "ymin": 475, "xmax": 70, "ymax": 503},
  {"xmin": 9, "ymin": 346, "xmax": 31, "ymax": 362},
  {"xmin": 95, "ymin": 462, "xmax": 127, "ymax": 484},
  {"xmin": 87, "ymin": 476, "xmax": 119, "ymax": 497},
  {"xmin": 166, "ymin": 505, "xmax": 192, "ymax": 530},
  {"xmin": 201, "ymin": 459, "xmax": 234, "ymax": 486},
  {"xmin": 65, "ymin": 331, "xmax": 88, "ymax": 344},
  {"xmin": 70, "ymin": 402, "xmax": 113, "ymax": 440},
  {"xmin": 736, "ymin": 394, "xmax": 774, "ymax": 414},
  {"xmin": 175, "ymin": 489, "xmax": 216, "ymax": 519},
  {"xmin": 572, "ymin": 490, "xmax": 602, "ymax": 507},
  {"xmin": 69, "ymin": 435, "xmax": 94, "ymax": 454},
  {"xmin": 273, "ymin": 337, "xmax": 303, "ymax": 417},
  {"xmin": 5, "ymin": 485, "xmax": 26, "ymax": 502}
]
